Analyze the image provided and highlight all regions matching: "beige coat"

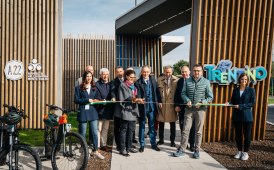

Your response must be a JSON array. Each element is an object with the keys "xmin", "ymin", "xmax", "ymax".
[{"xmin": 157, "ymin": 75, "xmax": 179, "ymax": 122}]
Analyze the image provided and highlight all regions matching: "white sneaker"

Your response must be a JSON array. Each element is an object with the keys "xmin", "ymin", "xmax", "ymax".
[
  {"xmin": 234, "ymin": 151, "xmax": 242, "ymax": 159},
  {"xmin": 95, "ymin": 152, "xmax": 105, "ymax": 160},
  {"xmin": 241, "ymin": 152, "xmax": 249, "ymax": 161}
]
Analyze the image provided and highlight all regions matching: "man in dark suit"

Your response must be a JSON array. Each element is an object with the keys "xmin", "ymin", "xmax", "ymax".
[
  {"xmin": 111, "ymin": 66, "xmax": 124, "ymax": 152},
  {"xmin": 174, "ymin": 66, "xmax": 195, "ymax": 151},
  {"xmin": 135, "ymin": 65, "xmax": 161, "ymax": 152}
]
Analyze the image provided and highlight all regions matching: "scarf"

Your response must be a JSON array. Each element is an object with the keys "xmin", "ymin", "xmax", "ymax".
[{"xmin": 125, "ymin": 80, "xmax": 137, "ymax": 96}]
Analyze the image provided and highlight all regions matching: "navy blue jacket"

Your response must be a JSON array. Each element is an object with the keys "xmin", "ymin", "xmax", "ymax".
[
  {"xmin": 135, "ymin": 75, "xmax": 162, "ymax": 118},
  {"xmin": 74, "ymin": 86, "xmax": 99, "ymax": 122},
  {"xmin": 230, "ymin": 86, "xmax": 256, "ymax": 122},
  {"xmin": 174, "ymin": 77, "xmax": 186, "ymax": 110},
  {"xmin": 95, "ymin": 79, "xmax": 114, "ymax": 120}
]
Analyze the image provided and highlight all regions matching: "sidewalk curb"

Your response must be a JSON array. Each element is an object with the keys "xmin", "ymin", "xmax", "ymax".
[
  {"xmin": 266, "ymin": 121, "xmax": 274, "ymax": 126},
  {"xmin": 268, "ymin": 104, "xmax": 274, "ymax": 106}
]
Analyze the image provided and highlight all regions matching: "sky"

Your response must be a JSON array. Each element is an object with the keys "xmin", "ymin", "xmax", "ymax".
[{"xmin": 63, "ymin": 0, "xmax": 191, "ymax": 66}]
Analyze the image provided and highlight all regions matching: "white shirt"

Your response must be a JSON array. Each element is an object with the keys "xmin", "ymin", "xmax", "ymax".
[
  {"xmin": 240, "ymin": 90, "xmax": 244, "ymax": 97},
  {"xmin": 86, "ymin": 85, "xmax": 91, "ymax": 95}
]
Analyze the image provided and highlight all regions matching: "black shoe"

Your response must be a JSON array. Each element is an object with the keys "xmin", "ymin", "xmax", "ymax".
[
  {"xmin": 127, "ymin": 148, "xmax": 138, "ymax": 153},
  {"xmin": 145, "ymin": 132, "xmax": 149, "ymax": 138},
  {"xmin": 131, "ymin": 144, "xmax": 137, "ymax": 149},
  {"xmin": 132, "ymin": 139, "xmax": 138, "ymax": 143},
  {"xmin": 139, "ymin": 146, "xmax": 144, "ymax": 153},
  {"xmin": 120, "ymin": 150, "xmax": 130, "ymax": 157},
  {"xmin": 157, "ymin": 140, "xmax": 164, "ymax": 145},
  {"xmin": 190, "ymin": 146, "xmax": 195, "ymax": 152},
  {"xmin": 152, "ymin": 145, "xmax": 160, "ymax": 151},
  {"xmin": 170, "ymin": 142, "xmax": 176, "ymax": 147}
]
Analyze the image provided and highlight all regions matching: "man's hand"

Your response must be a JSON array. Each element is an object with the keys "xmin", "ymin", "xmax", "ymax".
[
  {"xmin": 175, "ymin": 106, "xmax": 181, "ymax": 112},
  {"xmin": 158, "ymin": 103, "xmax": 162, "ymax": 109},
  {"xmin": 111, "ymin": 98, "xmax": 116, "ymax": 102},
  {"xmin": 195, "ymin": 102, "xmax": 202, "ymax": 109},
  {"xmin": 89, "ymin": 99, "xmax": 93, "ymax": 103},
  {"xmin": 187, "ymin": 101, "xmax": 192, "ymax": 107},
  {"xmin": 233, "ymin": 105, "xmax": 239, "ymax": 109}
]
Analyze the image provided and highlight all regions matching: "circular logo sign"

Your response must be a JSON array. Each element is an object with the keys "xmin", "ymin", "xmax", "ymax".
[{"xmin": 4, "ymin": 60, "xmax": 25, "ymax": 80}]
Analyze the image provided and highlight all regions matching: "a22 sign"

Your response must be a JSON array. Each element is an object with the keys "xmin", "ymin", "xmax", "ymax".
[{"xmin": 4, "ymin": 60, "xmax": 25, "ymax": 80}]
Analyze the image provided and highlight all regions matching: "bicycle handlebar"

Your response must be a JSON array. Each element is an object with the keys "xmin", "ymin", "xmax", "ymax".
[
  {"xmin": 3, "ymin": 104, "xmax": 28, "ymax": 119},
  {"xmin": 45, "ymin": 104, "xmax": 75, "ymax": 114}
]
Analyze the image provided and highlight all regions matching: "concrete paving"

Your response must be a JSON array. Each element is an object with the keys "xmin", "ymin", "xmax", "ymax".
[
  {"xmin": 111, "ymin": 122, "xmax": 227, "ymax": 170},
  {"xmin": 267, "ymin": 105, "xmax": 274, "ymax": 124}
]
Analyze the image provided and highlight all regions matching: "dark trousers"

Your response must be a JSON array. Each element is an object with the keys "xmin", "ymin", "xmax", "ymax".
[
  {"xmin": 179, "ymin": 110, "xmax": 195, "ymax": 148},
  {"xmin": 158, "ymin": 122, "xmax": 176, "ymax": 143},
  {"xmin": 120, "ymin": 119, "xmax": 136, "ymax": 151},
  {"xmin": 114, "ymin": 117, "xmax": 121, "ymax": 150},
  {"xmin": 234, "ymin": 122, "xmax": 253, "ymax": 152}
]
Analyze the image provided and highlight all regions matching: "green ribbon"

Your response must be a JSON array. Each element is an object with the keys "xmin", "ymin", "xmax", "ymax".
[{"xmin": 89, "ymin": 101, "xmax": 235, "ymax": 107}]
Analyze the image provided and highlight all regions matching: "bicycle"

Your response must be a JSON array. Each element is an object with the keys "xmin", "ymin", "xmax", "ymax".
[
  {"xmin": 43, "ymin": 104, "xmax": 89, "ymax": 170},
  {"xmin": 0, "ymin": 104, "xmax": 42, "ymax": 170}
]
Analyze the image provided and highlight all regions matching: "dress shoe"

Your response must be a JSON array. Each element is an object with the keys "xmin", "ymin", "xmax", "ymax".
[
  {"xmin": 170, "ymin": 142, "xmax": 176, "ymax": 147},
  {"xmin": 139, "ymin": 146, "xmax": 144, "ymax": 152},
  {"xmin": 157, "ymin": 140, "xmax": 164, "ymax": 145},
  {"xmin": 127, "ymin": 148, "xmax": 138, "ymax": 153},
  {"xmin": 120, "ymin": 150, "xmax": 130, "ymax": 157},
  {"xmin": 131, "ymin": 144, "xmax": 137, "ymax": 149},
  {"xmin": 152, "ymin": 145, "xmax": 160, "ymax": 151},
  {"xmin": 101, "ymin": 146, "xmax": 112, "ymax": 152},
  {"xmin": 132, "ymin": 139, "xmax": 138, "ymax": 143}
]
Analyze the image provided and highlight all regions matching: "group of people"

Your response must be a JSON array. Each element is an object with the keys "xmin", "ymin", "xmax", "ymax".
[{"xmin": 74, "ymin": 64, "xmax": 256, "ymax": 161}]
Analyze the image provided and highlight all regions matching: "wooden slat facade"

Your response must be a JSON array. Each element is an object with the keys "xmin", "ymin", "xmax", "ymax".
[
  {"xmin": 63, "ymin": 35, "xmax": 115, "ymax": 110},
  {"xmin": 116, "ymin": 35, "xmax": 163, "ymax": 77},
  {"xmin": 0, "ymin": 0, "xmax": 62, "ymax": 129},
  {"xmin": 190, "ymin": 0, "xmax": 274, "ymax": 141}
]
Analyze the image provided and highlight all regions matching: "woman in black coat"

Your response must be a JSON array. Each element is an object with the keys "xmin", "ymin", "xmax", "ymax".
[
  {"xmin": 74, "ymin": 71, "xmax": 105, "ymax": 160},
  {"xmin": 226, "ymin": 73, "xmax": 256, "ymax": 161}
]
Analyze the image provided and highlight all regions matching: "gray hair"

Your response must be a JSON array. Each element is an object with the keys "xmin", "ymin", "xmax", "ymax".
[
  {"xmin": 163, "ymin": 65, "xmax": 173, "ymax": 70},
  {"xmin": 141, "ymin": 65, "xmax": 151, "ymax": 71},
  {"xmin": 99, "ymin": 68, "xmax": 109, "ymax": 74}
]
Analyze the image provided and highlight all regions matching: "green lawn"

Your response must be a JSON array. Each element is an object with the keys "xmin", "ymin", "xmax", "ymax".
[
  {"xmin": 269, "ymin": 96, "xmax": 274, "ymax": 104},
  {"xmin": 19, "ymin": 112, "xmax": 79, "ymax": 146}
]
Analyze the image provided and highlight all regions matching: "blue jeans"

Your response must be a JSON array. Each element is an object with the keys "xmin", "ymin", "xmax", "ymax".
[
  {"xmin": 78, "ymin": 120, "xmax": 98, "ymax": 151},
  {"xmin": 139, "ymin": 111, "xmax": 156, "ymax": 147}
]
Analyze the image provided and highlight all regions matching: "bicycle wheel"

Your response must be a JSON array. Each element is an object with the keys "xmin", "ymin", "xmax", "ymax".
[
  {"xmin": 51, "ymin": 131, "xmax": 88, "ymax": 170},
  {"xmin": 0, "ymin": 144, "xmax": 42, "ymax": 170},
  {"xmin": 44, "ymin": 126, "xmax": 58, "ymax": 159}
]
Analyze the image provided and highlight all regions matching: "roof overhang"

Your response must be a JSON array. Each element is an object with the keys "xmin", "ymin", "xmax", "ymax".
[
  {"xmin": 115, "ymin": 0, "xmax": 192, "ymax": 36},
  {"xmin": 162, "ymin": 36, "xmax": 184, "ymax": 56}
]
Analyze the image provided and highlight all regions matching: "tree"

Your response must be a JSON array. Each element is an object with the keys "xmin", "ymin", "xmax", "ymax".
[{"xmin": 173, "ymin": 60, "xmax": 189, "ymax": 76}]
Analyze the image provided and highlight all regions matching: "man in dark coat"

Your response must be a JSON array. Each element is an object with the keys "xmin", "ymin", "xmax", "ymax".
[
  {"xmin": 111, "ymin": 66, "xmax": 124, "ymax": 152},
  {"xmin": 135, "ymin": 65, "xmax": 162, "ymax": 152}
]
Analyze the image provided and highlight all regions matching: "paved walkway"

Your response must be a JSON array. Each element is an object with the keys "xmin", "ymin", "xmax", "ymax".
[
  {"xmin": 111, "ymin": 122, "xmax": 226, "ymax": 170},
  {"xmin": 267, "ymin": 105, "xmax": 274, "ymax": 124}
]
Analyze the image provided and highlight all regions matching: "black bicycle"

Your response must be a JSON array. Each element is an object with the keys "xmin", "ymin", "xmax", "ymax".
[
  {"xmin": 0, "ymin": 104, "xmax": 42, "ymax": 170},
  {"xmin": 43, "ymin": 104, "xmax": 88, "ymax": 170}
]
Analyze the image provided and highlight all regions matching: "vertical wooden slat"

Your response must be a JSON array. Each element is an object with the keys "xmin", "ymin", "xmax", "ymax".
[
  {"xmin": 252, "ymin": 0, "xmax": 263, "ymax": 140},
  {"xmin": 1, "ymin": 0, "xmax": 61, "ymax": 129}
]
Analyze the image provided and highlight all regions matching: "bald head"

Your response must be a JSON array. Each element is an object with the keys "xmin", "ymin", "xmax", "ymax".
[
  {"xmin": 85, "ymin": 66, "xmax": 94, "ymax": 74},
  {"xmin": 181, "ymin": 66, "xmax": 190, "ymax": 78}
]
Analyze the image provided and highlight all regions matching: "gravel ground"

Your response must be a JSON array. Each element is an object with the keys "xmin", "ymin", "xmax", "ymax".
[
  {"xmin": 87, "ymin": 122, "xmax": 114, "ymax": 170},
  {"xmin": 202, "ymin": 123, "xmax": 274, "ymax": 170},
  {"xmin": 87, "ymin": 122, "xmax": 274, "ymax": 170}
]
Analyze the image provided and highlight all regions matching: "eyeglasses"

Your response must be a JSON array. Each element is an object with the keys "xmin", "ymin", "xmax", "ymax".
[
  {"xmin": 193, "ymin": 70, "xmax": 202, "ymax": 72},
  {"xmin": 129, "ymin": 76, "xmax": 136, "ymax": 79}
]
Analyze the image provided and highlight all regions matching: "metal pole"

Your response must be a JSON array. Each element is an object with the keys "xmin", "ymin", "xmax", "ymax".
[{"xmin": 135, "ymin": 0, "xmax": 137, "ymax": 6}]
